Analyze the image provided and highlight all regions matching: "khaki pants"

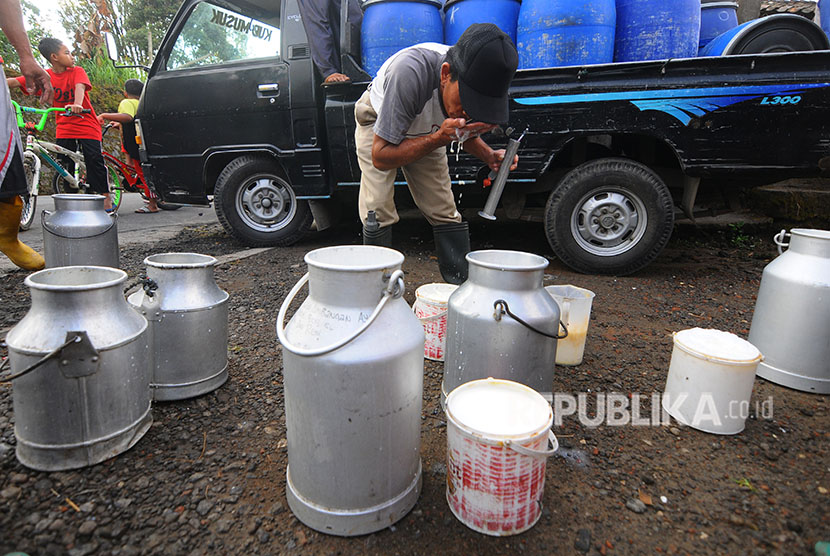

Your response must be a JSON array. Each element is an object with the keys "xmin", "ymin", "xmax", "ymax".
[{"xmin": 355, "ymin": 89, "xmax": 461, "ymax": 227}]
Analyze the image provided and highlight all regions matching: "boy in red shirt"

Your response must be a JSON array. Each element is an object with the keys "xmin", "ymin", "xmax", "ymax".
[{"xmin": 8, "ymin": 37, "xmax": 111, "ymax": 209}]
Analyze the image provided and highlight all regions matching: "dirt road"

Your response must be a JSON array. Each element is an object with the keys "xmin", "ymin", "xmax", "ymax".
[{"xmin": 0, "ymin": 215, "xmax": 827, "ymax": 555}]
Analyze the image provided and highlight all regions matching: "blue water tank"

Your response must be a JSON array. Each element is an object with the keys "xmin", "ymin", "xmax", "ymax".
[
  {"xmin": 443, "ymin": 0, "xmax": 521, "ymax": 45},
  {"xmin": 517, "ymin": 0, "xmax": 616, "ymax": 69},
  {"xmin": 361, "ymin": 0, "xmax": 444, "ymax": 77},
  {"xmin": 699, "ymin": 1, "xmax": 739, "ymax": 51},
  {"xmin": 614, "ymin": 0, "xmax": 700, "ymax": 62},
  {"xmin": 699, "ymin": 14, "xmax": 830, "ymax": 56},
  {"xmin": 820, "ymin": 0, "xmax": 830, "ymax": 41}
]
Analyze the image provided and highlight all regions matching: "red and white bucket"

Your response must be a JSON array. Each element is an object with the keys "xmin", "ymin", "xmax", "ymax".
[
  {"xmin": 445, "ymin": 378, "xmax": 558, "ymax": 536},
  {"xmin": 413, "ymin": 283, "xmax": 458, "ymax": 361}
]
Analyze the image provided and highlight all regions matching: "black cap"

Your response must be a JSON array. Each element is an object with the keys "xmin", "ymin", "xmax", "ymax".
[{"xmin": 447, "ymin": 23, "xmax": 518, "ymax": 125}]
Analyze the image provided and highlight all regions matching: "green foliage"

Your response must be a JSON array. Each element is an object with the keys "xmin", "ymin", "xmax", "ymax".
[
  {"xmin": 728, "ymin": 222, "xmax": 753, "ymax": 248},
  {"xmin": 0, "ymin": 1, "xmax": 50, "ymax": 69},
  {"xmin": 76, "ymin": 46, "xmax": 141, "ymax": 90}
]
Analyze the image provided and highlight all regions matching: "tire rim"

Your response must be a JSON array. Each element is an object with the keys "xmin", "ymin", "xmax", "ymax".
[
  {"xmin": 570, "ymin": 186, "xmax": 648, "ymax": 257},
  {"xmin": 234, "ymin": 173, "xmax": 297, "ymax": 233}
]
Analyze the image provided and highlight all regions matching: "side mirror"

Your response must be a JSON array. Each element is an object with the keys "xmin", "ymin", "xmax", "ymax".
[{"xmin": 104, "ymin": 32, "xmax": 119, "ymax": 62}]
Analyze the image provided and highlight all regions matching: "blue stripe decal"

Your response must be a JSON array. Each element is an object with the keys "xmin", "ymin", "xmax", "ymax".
[{"xmin": 514, "ymin": 83, "xmax": 830, "ymax": 125}]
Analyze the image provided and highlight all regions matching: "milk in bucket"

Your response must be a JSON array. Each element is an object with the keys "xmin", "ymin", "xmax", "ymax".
[
  {"xmin": 445, "ymin": 378, "xmax": 558, "ymax": 536},
  {"xmin": 413, "ymin": 283, "xmax": 458, "ymax": 361},
  {"xmin": 663, "ymin": 328, "xmax": 763, "ymax": 435}
]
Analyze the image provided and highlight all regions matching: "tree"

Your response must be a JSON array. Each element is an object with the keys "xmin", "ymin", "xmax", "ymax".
[
  {"xmin": 57, "ymin": 0, "xmax": 180, "ymax": 66},
  {"xmin": 0, "ymin": 0, "xmax": 50, "ymax": 70}
]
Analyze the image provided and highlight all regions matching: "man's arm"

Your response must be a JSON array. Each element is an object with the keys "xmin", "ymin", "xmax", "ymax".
[
  {"xmin": 372, "ymin": 119, "xmax": 495, "ymax": 171},
  {"xmin": 0, "ymin": 0, "xmax": 52, "ymax": 105}
]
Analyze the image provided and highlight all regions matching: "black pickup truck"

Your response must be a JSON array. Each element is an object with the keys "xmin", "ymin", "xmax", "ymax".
[{"xmin": 132, "ymin": 0, "xmax": 830, "ymax": 274}]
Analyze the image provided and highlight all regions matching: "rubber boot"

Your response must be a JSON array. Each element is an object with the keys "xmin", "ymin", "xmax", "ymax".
[
  {"xmin": 0, "ymin": 196, "xmax": 45, "ymax": 270},
  {"xmin": 362, "ymin": 224, "xmax": 392, "ymax": 247},
  {"xmin": 362, "ymin": 210, "xmax": 392, "ymax": 247},
  {"xmin": 433, "ymin": 221, "xmax": 470, "ymax": 285}
]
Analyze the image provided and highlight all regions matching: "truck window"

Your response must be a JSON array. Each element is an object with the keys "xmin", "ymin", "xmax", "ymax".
[{"xmin": 167, "ymin": 2, "xmax": 281, "ymax": 70}]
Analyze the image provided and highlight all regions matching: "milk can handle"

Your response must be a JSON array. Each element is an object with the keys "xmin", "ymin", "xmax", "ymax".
[
  {"xmin": 505, "ymin": 430, "xmax": 559, "ymax": 459},
  {"xmin": 774, "ymin": 229, "xmax": 790, "ymax": 255},
  {"xmin": 493, "ymin": 299, "xmax": 568, "ymax": 340},
  {"xmin": 0, "ymin": 333, "xmax": 83, "ymax": 382},
  {"xmin": 277, "ymin": 270, "xmax": 405, "ymax": 357}
]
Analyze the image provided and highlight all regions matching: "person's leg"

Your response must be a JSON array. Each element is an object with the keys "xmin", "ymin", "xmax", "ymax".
[
  {"xmin": 355, "ymin": 90, "xmax": 397, "ymax": 245},
  {"xmin": 0, "ymin": 148, "xmax": 44, "ymax": 270},
  {"xmin": 79, "ymin": 139, "xmax": 111, "ymax": 209},
  {"xmin": 133, "ymin": 159, "xmax": 158, "ymax": 212},
  {"xmin": 402, "ymin": 150, "xmax": 469, "ymax": 283},
  {"xmin": 55, "ymin": 138, "xmax": 78, "ymax": 188},
  {"xmin": 297, "ymin": 0, "xmax": 346, "ymax": 82}
]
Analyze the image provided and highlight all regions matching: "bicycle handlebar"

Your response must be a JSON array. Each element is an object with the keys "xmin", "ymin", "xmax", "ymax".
[{"xmin": 11, "ymin": 100, "xmax": 92, "ymax": 132}]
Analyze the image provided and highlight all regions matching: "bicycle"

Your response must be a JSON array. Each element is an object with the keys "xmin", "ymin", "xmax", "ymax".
[
  {"xmin": 91, "ymin": 124, "xmax": 179, "ymax": 211},
  {"xmin": 11, "ymin": 100, "xmax": 122, "ymax": 229}
]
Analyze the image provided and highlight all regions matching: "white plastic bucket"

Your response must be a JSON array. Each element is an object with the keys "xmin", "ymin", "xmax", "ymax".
[
  {"xmin": 445, "ymin": 378, "xmax": 558, "ymax": 536},
  {"xmin": 545, "ymin": 285, "xmax": 595, "ymax": 365},
  {"xmin": 413, "ymin": 283, "xmax": 458, "ymax": 361},
  {"xmin": 663, "ymin": 328, "xmax": 763, "ymax": 435}
]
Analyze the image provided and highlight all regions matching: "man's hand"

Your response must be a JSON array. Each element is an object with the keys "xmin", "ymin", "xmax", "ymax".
[
  {"xmin": 68, "ymin": 103, "xmax": 84, "ymax": 114},
  {"xmin": 435, "ymin": 118, "xmax": 495, "ymax": 146},
  {"xmin": 486, "ymin": 148, "xmax": 519, "ymax": 173},
  {"xmin": 18, "ymin": 55, "xmax": 52, "ymax": 106}
]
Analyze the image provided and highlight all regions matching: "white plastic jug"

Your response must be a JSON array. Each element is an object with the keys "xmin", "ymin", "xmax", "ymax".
[{"xmin": 545, "ymin": 285, "xmax": 595, "ymax": 365}]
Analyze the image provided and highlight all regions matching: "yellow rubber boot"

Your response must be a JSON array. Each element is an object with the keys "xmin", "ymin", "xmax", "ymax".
[{"xmin": 0, "ymin": 196, "xmax": 45, "ymax": 270}]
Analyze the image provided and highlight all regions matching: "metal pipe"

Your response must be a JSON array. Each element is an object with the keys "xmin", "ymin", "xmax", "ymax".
[{"xmin": 478, "ymin": 129, "xmax": 526, "ymax": 221}]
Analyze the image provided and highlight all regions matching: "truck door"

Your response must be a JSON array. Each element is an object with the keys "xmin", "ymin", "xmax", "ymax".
[{"xmin": 139, "ymin": 0, "xmax": 289, "ymax": 204}]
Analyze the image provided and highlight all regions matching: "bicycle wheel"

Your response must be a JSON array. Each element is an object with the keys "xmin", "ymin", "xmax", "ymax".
[
  {"xmin": 51, "ymin": 163, "xmax": 88, "ymax": 194},
  {"xmin": 106, "ymin": 163, "xmax": 125, "ymax": 213},
  {"xmin": 19, "ymin": 151, "xmax": 38, "ymax": 231}
]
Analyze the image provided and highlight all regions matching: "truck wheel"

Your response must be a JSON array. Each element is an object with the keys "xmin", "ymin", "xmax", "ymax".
[
  {"xmin": 214, "ymin": 155, "xmax": 312, "ymax": 246},
  {"xmin": 544, "ymin": 158, "xmax": 675, "ymax": 275}
]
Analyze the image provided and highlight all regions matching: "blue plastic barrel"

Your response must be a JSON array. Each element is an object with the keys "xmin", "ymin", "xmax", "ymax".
[
  {"xmin": 443, "ymin": 0, "xmax": 521, "ymax": 45},
  {"xmin": 699, "ymin": 2, "xmax": 739, "ymax": 51},
  {"xmin": 516, "ymin": 0, "xmax": 616, "ymax": 69},
  {"xmin": 699, "ymin": 14, "xmax": 830, "ymax": 56},
  {"xmin": 614, "ymin": 0, "xmax": 700, "ymax": 62},
  {"xmin": 361, "ymin": 0, "xmax": 444, "ymax": 77},
  {"xmin": 820, "ymin": 0, "xmax": 830, "ymax": 41}
]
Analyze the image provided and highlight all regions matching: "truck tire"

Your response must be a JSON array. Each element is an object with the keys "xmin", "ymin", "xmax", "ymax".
[
  {"xmin": 544, "ymin": 157, "xmax": 675, "ymax": 275},
  {"xmin": 214, "ymin": 155, "xmax": 312, "ymax": 246}
]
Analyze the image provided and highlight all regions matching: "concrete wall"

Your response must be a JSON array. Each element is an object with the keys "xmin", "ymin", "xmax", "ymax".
[{"xmin": 738, "ymin": 0, "xmax": 762, "ymax": 23}]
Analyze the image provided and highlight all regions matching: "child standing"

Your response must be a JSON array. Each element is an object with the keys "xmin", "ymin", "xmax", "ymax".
[
  {"xmin": 7, "ymin": 37, "xmax": 111, "ymax": 209},
  {"xmin": 97, "ymin": 78, "xmax": 158, "ymax": 213}
]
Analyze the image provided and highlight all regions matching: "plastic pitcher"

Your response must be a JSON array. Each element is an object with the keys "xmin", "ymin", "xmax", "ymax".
[{"xmin": 545, "ymin": 285, "xmax": 595, "ymax": 366}]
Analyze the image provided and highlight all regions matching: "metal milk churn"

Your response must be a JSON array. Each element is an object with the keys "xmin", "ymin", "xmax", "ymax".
[
  {"xmin": 128, "ymin": 253, "xmax": 229, "ymax": 400},
  {"xmin": 277, "ymin": 245, "xmax": 424, "ymax": 536},
  {"xmin": 748, "ymin": 229, "xmax": 830, "ymax": 393},
  {"xmin": 42, "ymin": 194, "xmax": 119, "ymax": 268},
  {"xmin": 3, "ymin": 266, "xmax": 151, "ymax": 471},
  {"xmin": 443, "ymin": 250, "xmax": 565, "ymax": 403}
]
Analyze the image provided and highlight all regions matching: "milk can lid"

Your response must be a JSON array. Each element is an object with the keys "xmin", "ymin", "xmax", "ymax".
[
  {"xmin": 673, "ymin": 328, "xmax": 762, "ymax": 364},
  {"xmin": 446, "ymin": 378, "xmax": 552, "ymax": 439}
]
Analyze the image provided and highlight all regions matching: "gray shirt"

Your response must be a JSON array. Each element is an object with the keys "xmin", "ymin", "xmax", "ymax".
[{"xmin": 369, "ymin": 43, "xmax": 449, "ymax": 145}]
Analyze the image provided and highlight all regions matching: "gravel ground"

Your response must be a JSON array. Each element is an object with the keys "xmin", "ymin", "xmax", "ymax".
[{"xmin": 0, "ymin": 216, "xmax": 828, "ymax": 555}]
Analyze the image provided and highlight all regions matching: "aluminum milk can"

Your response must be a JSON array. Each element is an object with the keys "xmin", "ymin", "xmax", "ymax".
[
  {"xmin": 277, "ymin": 245, "xmax": 424, "ymax": 536},
  {"xmin": 4, "ymin": 266, "xmax": 151, "ymax": 471},
  {"xmin": 748, "ymin": 229, "xmax": 830, "ymax": 393},
  {"xmin": 43, "ymin": 194, "xmax": 119, "ymax": 268},
  {"xmin": 443, "ymin": 250, "xmax": 564, "ymax": 403},
  {"xmin": 128, "ymin": 253, "xmax": 229, "ymax": 400}
]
